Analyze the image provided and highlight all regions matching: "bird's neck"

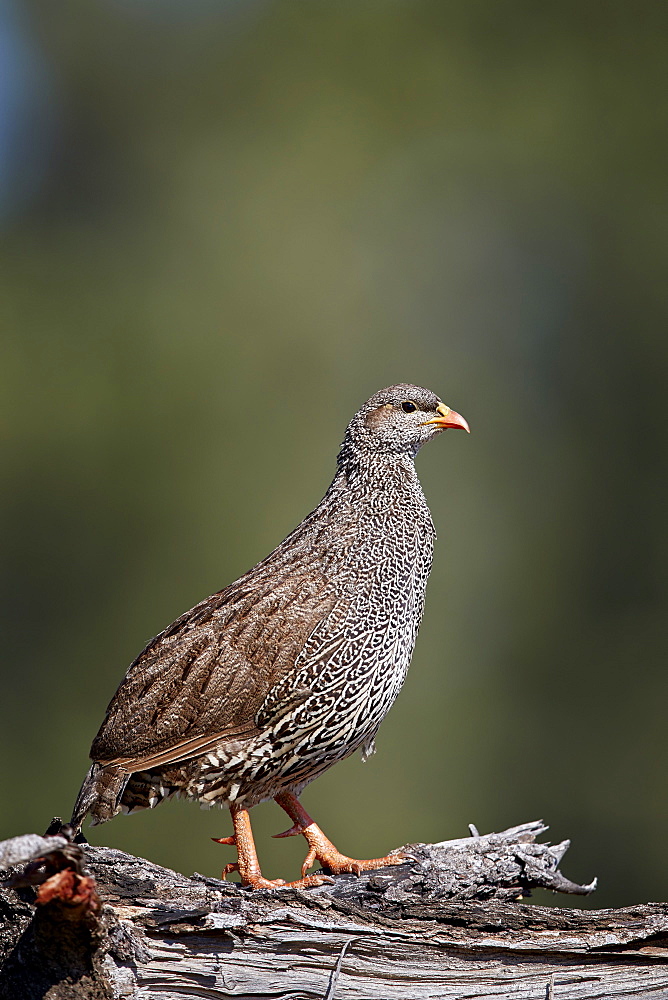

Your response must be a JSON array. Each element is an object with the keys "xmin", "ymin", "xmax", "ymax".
[{"xmin": 332, "ymin": 443, "xmax": 428, "ymax": 513}]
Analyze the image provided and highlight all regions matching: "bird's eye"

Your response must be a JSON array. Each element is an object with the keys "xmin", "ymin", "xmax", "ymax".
[{"xmin": 401, "ymin": 401, "xmax": 417, "ymax": 413}]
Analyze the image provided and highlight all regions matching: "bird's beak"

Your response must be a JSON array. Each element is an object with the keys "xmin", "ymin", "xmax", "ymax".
[{"xmin": 421, "ymin": 403, "xmax": 470, "ymax": 433}]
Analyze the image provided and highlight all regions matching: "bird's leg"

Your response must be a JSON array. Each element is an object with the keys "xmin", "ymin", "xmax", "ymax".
[
  {"xmin": 274, "ymin": 791, "xmax": 407, "ymax": 878},
  {"xmin": 213, "ymin": 804, "xmax": 331, "ymax": 889}
]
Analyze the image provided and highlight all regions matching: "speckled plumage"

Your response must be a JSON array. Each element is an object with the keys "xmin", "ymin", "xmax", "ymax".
[{"xmin": 71, "ymin": 385, "xmax": 468, "ymax": 864}]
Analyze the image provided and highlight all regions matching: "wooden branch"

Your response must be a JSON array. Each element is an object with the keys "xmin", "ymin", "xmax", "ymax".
[{"xmin": 1, "ymin": 821, "xmax": 667, "ymax": 999}]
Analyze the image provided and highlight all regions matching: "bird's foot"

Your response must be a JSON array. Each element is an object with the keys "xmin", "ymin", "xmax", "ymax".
[
  {"xmin": 220, "ymin": 860, "xmax": 330, "ymax": 889},
  {"xmin": 273, "ymin": 791, "xmax": 408, "ymax": 879},
  {"xmin": 274, "ymin": 822, "xmax": 406, "ymax": 874},
  {"xmin": 301, "ymin": 839, "xmax": 407, "ymax": 878},
  {"xmin": 214, "ymin": 833, "xmax": 332, "ymax": 888}
]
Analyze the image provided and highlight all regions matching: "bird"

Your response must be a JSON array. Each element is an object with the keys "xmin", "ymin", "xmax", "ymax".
[{"xmin": 69, "ymin": 384, "xmax": 469, "ymax": 888}]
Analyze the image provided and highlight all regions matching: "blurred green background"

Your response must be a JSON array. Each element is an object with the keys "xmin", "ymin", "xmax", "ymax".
[{"xmin": 1, "ymin": 1, "xmax": 667, "ymax": 909}]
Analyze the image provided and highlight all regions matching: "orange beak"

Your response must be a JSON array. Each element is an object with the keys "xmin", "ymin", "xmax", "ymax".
[{"xmin": 421, "ymin": 402, "xmax": 470, "ymax": 433}]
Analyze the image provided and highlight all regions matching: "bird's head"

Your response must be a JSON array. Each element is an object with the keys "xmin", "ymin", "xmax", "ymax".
[{"xmin": 341, "ymin": 384, "xmax": 470, "ymax": 461}]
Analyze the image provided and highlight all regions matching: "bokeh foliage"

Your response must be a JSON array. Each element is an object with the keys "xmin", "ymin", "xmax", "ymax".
[{"xmin": 1, "ymin": 1, "xmax": 667, "ymax": 907}]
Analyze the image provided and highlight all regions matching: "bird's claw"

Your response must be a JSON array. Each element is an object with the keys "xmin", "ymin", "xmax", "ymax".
[
  {"xmin": 272, "ymin": 823, "xmax": 305, "ymax": 839},
  {"xmin": 222, "ymin": 862, "xmax": 240, "ymax": 879},
  {"xmin": 300, "ymin": 846, "xmax": 317, "ymax": 878},
  {"xmin": 222, "ymin": 867, "xmax": 331, "ymax": 889},
  {"xmin": 306, "ymin": 849, "xmax": 408, "ymax": 877},
  {"xmin": 247, "ymin": 873, "xmax": 332, "ymax": 889},
  {"xmin": 284, "ymin": 873, "xmax": 334, "ymax": 888}
]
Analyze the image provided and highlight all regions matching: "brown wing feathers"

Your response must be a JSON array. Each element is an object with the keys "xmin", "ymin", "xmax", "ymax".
[{"xmin": 90, "ymin": 557, "xmax": 338, "ymax": 773}]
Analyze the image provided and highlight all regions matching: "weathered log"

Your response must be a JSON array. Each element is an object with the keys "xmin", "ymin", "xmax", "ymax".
[{"xmin": 1, "ymin": 821, "xmax": 667, "ymax": 999}]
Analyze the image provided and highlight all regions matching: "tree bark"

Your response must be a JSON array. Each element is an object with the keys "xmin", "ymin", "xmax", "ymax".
[{"xmin": 1, "ymin": 821, "xmax": 666, "ymax": 999}]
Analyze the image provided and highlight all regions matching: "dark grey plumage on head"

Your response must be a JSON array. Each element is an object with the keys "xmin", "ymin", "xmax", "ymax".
[{"xmin": 70, "ymin": 384, "xmax": 469, "ymax": 856}]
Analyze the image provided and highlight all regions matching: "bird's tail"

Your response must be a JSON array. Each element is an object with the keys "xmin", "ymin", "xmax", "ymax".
[{"xmin": 70, "ymin": 762, "xmax": 130, "ymax": 833}]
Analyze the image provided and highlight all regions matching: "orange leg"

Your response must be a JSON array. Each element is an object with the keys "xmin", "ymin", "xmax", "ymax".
[
  {"xmin": 213, "ymin": 803, "xmax": 331, "ymax": 889},
  {"xmin": 274, "ymin": 791, "xmax": 407, "ymax": 878}
]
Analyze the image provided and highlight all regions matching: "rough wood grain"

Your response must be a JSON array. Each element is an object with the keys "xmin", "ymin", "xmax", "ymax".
[{"xmin": 1, "ymin": 822, "xmax": 667, "ymax": 999}]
